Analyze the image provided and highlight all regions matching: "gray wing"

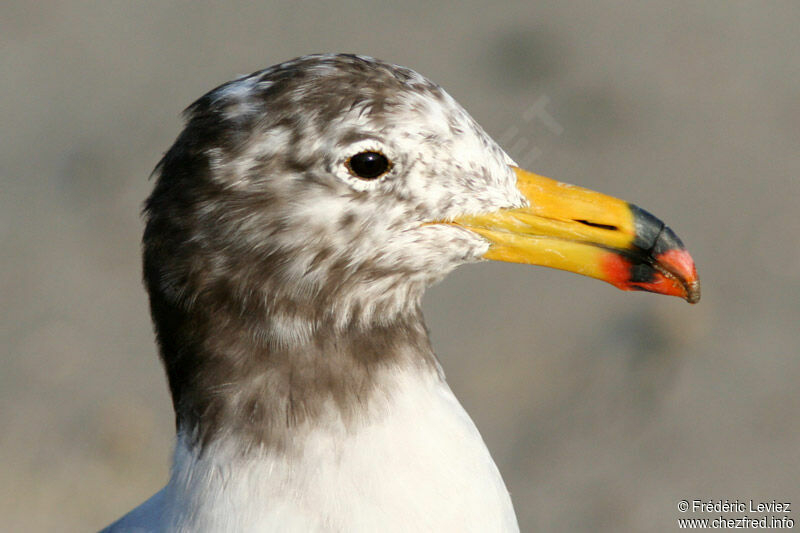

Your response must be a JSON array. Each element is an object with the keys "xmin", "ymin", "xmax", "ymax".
[{"xmin": 99, "ymin": 488, "xmax": 166, "ymax": 533}]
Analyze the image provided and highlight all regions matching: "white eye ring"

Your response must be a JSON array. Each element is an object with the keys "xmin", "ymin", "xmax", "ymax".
[
  {"xmin": 345, "ymin": 151, "xmax": 392, "ymax": 180},
  {"xmin": 334, "ymin": 140, "xmax": 398, "ymax": 190}
]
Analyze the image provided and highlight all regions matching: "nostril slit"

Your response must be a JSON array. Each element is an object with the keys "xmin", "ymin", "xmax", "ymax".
[{"xmin": 575, "ymin": 219, "xmax": 618, "ymax": 231}]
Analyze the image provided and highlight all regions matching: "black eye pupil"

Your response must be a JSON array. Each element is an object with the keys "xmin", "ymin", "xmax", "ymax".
[{"xmin": 348, "ymin": 151, "xmax": 390, "ymax": 179}]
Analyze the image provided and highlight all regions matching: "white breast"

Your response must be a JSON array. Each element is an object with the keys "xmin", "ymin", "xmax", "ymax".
[{"xmin": 107, "ymin": 366, "xmax": 519, "ymax": 532}]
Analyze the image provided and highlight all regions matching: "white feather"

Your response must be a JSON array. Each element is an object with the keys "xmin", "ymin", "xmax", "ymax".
[{"xmin": 103, "ymin": 365, "xmax": 518, "ymax": 532}]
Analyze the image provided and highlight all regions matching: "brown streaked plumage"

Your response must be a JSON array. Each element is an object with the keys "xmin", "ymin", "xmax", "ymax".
[
  {"xmin": 104, "ymin": 53, "xmax": 698, "ymax": 532},
  {"xmin": 143, "ymin": 54, "xmax": 517, "ymax": 453}
]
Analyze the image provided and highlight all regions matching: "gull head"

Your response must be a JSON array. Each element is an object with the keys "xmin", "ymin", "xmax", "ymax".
[{"xmin": 144, "ymin": 54, "xmax": 699, "ymax": 349}]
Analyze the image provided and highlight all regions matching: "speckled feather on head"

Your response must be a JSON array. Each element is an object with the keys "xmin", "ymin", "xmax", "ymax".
[
  {"xmin": 105, "ymin": 53, "xmax": 699, "ymax": 532},
  {"xmin": 144, "ymin": 54, "xmax": 523, "ymax": 449}
]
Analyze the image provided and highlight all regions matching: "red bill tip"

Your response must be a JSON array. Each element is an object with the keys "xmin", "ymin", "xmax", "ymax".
[{"xmin": 600, "ymin": 250, "xmax": 700, "ymax": 303}]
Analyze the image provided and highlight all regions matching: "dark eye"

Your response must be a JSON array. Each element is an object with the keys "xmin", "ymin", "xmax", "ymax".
[{"xmin": 346, "ymin": 151, "xmax": 391, "ymax": 180}]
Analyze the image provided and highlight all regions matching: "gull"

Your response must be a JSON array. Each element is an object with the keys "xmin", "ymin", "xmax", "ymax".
[{"xmin": 102, "ymin": 54, "xmax": 699, "ymax": 532}]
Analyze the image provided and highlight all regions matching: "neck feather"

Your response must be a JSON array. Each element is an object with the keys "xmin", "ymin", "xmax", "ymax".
[{"xmin": 149, "ymin": 281, "xmax": 440, "ymax": 451}]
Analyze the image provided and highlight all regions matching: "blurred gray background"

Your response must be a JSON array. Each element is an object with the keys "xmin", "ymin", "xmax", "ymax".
[{"xmin": 2, "ymin": 2, "xmax": 798, "ymax": 531}]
